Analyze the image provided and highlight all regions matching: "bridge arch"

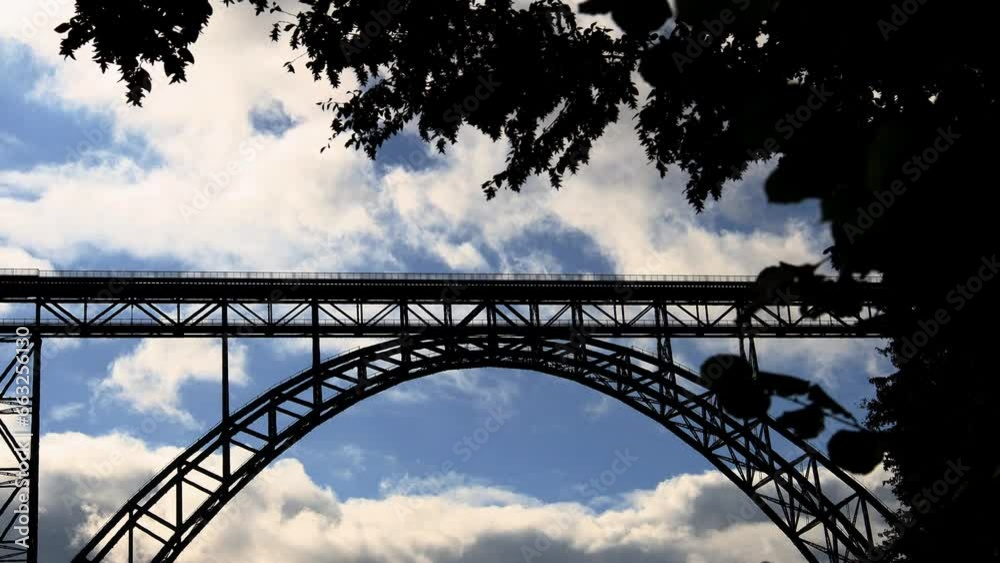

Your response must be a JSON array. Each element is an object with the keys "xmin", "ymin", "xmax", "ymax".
[{"xmin": 74, "ymin": 335, "xmax": 893, "ymax": 563}]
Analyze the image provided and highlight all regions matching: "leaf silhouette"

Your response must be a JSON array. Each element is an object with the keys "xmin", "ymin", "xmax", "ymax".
[
  {"xmin": 828, "ymin": 430, "xmax": 887, "ymax": 474},
  {"xmin": 698, "ymin": 354, "xmax": 752, "ymax": 389},
  {"xmin": 700, "ymin": 355, "xmax": 770, "ymax": 419},
  {"xmin": 581, "ymin": 0, "xmax": 671, "ymax": 35},
  {"xmin": 776, "ymin": 404, "xmax": 826, "ymax": 439},
  {"xmin": 758, "ymin": 371, "xmax": 812, "ymax": 398},
  {"xmin": 717, "ymin": 381, "xmax": 772, "ymax": 419},
  {"xmin": 808, "ymin": 386, "xmax": 854, "ymax": 420},
  {"xmin": 741, "ymin": 262, "xmax": 821, "ymax": 323}
]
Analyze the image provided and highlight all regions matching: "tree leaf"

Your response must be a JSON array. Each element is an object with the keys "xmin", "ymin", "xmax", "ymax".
[
  {"xmin": 138, "ymin": 69, "xmax": 152, "ymax": 92},
  {"xmin": 580, "ymin": 0, "xmax": 670, "ymax": 35},
  {"xmin": 808, "ymin": 386, "xmax": 854, "ymax": 420},
  {"xmin": 758, "ymin": 371, "xmax": 812, "ymax": 397},
  {"xmin": 700, "ymin": 355, "xmax": 770, "ymax": 419},
  {"xmin": 717, "ymin": 384, "xmax": 772, "ymax": 419},
  {"xmin": 578, "ymin": 0, "xmax": 615, "ymax": 15},
  {"xmin": 699, "ymin": 354, "xmax": 753, "ymax": 389},
  {"xmin": 675, "ymin": 0, "xmax": 767, "ymax": 27},
  {"xmin": 611, "ymin": 0, "xmax": 671, "ymax": 36},
  {"xmin": 54, "ymin": 22, "xmax": 72, "ymax": 33},
  {"xmin": 776, "ymin": 404, "xmax": 825, "ymax": 439},
  {"xmin": 828, "ymin": 430, "xmax": 887, "ymax": 474}
]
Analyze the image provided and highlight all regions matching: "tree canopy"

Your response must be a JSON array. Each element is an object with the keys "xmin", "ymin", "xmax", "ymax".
[{"xmin": 56, "ymin": 1, "xmax": 1000, "ymax": 561}]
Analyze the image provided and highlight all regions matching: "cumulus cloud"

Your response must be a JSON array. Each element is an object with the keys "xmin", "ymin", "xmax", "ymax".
[
  {"xmin": 0, "ymin": 1, "xmax": 872, "ymax": 388},
  {"xmin": 0, "ymin": 0, "xmax": 829, "ymax": 279},
  {"xmin": 0, "ymin": 6, "xmax": 897, "ymax": 563},
  {"xmin": 49, "ymin": 401, "xmax": 85, "ymax": 422},
  {"xmin": 692, "ymin": 338, "xmax": 889, "ymax": 389},
  {"xmin": 93, "ymin": 339, "xmax": 249, "ymax": 428},
  {"xmin": 41, "ymin": 432, "xmax": 818, "ymax": 563},
  {"xmin": 583, "ymin": 396, "xmax": 613, "ymax": 420},
  {"xmin": 0, "ymin": 246, "xmax": 52, "ymax": 315}
]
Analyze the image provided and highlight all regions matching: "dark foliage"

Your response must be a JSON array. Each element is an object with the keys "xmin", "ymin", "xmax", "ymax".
[{"xmin": 55, "ymin": 1, "xmax": 1000, "ymax": 560}]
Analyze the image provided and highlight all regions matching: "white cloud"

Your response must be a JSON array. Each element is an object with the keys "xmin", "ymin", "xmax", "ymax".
[
  {"xmin": 431, "ymin": 369, "xmax": 521, "ymax": 408},
  {"xmin": 582, "ymin": 395, "xmax": 613, "ymax": 419},
  {"xmin": 0, "ymin": 246, "xmax": 53, "ymax": 315},
  {"xmin": 40, "ymin": 432, "xmax": 829, "ymax": 563},
  {"xmin": 332, "ymin": 444, "xmax": 367, "ymax": 480},
  {"xmin": 382, "ymin": 386, "xmax": 432, "ymax": 404},
  {"xmin": 269, "ymin": 338, "xmax": 519, "ymax": 407},
  {"xmin": 0, "ymin": 1, "xmax": 828, "ymax": 280},
  {"xmin": 93, "ymin": 339, "xmax": 249, "ymax": 428},
  {"xmin": 0, "ymin": 131, "xmax": 22, "ymax": 150},
  {"xmin": 272, "ymin": 338, "xmax": 388, "ymax": 359},
  {"xmin": 49, "ymin": 401, "xmax": 85, "ymax": 421},
  {"xmin": 691, "ymin": 338, "xmax": 887, "ymax": 388},
  {"xmin": 0, "ymin": 245, "xmax": 51, "ymax": 270}
]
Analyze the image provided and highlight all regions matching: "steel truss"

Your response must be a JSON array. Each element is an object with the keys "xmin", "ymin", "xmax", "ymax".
[
  {"xmin": 0, "ymin": 271, "xmax": 885, "ymax": 339},
  {"xmin": 72, "ymin": 335, "xmax": 893, "ymax": 563},
  {"xmin": 0, "ymin": 321, "xmax": 40, "ymax": 562},
  {"xmin": 0, "ymin": 271, "xmax": 894, "ymax": 562}
]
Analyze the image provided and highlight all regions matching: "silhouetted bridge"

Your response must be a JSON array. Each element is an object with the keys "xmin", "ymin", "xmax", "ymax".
[{"xmin": 0, "ymin": 270, "xmax": 893, "ymax": 563}]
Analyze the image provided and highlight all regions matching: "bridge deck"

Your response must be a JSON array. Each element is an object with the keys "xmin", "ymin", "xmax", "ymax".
[{"xmin": 0, "ymin": 270, "xmax": 885, "ymax": 338}]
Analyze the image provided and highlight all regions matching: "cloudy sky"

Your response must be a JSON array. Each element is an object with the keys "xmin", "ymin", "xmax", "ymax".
[{"xmin": 1, "ymin": 2, "xmax": 892, "ymax": 562}]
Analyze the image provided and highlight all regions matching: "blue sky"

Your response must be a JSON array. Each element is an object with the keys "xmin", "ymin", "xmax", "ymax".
[{"xmin": 1, "ymin": 3, "xmax": 893, "ymax": 562}]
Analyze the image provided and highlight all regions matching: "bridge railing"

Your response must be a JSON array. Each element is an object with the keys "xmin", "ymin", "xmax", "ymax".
[
  {"xmin": 0, "ymin": 268, "xmax": 886, "ymax": 283},
  {"xmin": 0, "ymin": 268, "xmax": 761, "ymax": 282},
  {"xmin": 0, "ymin": 317, "xmax": 875, "ymax": 329}
]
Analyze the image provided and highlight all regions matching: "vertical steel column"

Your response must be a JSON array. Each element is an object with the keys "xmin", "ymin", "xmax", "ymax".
[
  {"xmin": 27, "ymin": 301, "xmax": 41, "ymax": 563},
  {"xmin": 221, "ymin": 302, "xmax": 230, "ymax": 482},
  {"xmin": 654, "ymin": 303, "xmax": 673, "ymax": 366},
  {"xmin": 486, "ymin": 301, "xmax": 497, "ymax": 359},
  {"xmin": 654, "ymin": 302, "xmax": 675, "ymax": 406},
  {"xmin": 311, "ymin": 300, "xmax": 321, "ymax": 405},
  {"xmin": 748, "ymin": 335, "xmax": 760, "ymax": 378},
  {"xmin": 737, "ymin": 302, "xmax": 759, "ymax": 378},
  {"xmin": 400, "ymin": 299, "xmax": 412, "ymax": 365}
]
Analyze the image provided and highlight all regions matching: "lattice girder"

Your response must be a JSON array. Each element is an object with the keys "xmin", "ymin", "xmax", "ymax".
[{"xmin": 73, "ymin": 335, "xmax": 893, "ymax": 563}]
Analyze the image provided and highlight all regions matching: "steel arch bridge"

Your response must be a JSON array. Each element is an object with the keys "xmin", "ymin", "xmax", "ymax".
[{"xmin": 0, "ymin": 270, "xmax": 893, "ymax": 563}]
